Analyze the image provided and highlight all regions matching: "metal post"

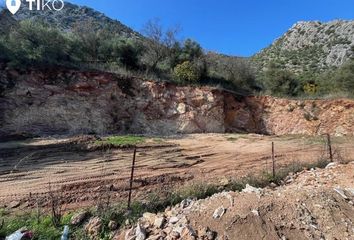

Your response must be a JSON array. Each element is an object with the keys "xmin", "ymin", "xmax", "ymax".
[
  {"xmin": 127, "ymin": 147, "xmax": 137, "ymax": 210},
  {"xmin": 327, "ymin": 134, "xmax": 333, "ymax": 162},
  {"xmin": 272, "ymin": 142, "xmax": 275, "ymax": 178}
]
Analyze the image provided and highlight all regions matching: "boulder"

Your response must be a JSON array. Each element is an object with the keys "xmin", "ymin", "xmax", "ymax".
[
  {"xmin": 71, "ymin": 211, "xmax": 89, "ymax": 226},
  {"xmin": 135, "ymin": 224, "xmax": 146, "ymax": 240},
  {"xmin": 154, "ymin": 217, "xmax": 166, "ymax": 229},
  {"xmin": 85, "ymin": 217, "xmax": 102, "ymax": 239}
]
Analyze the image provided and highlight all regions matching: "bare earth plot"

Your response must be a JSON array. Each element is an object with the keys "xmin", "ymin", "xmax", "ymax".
[{"xmin": 0, "ymin": 133, "xmax": 353, "ymax": 209}]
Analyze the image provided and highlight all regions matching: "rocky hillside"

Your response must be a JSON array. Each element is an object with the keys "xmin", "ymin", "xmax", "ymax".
[
  {"xmin": 1, "ymin": 66, "xmax": 354, "ymax": 139},
  {"xmin": 253, "ymin": 20, "xmax": 354, "ymax": 74},
  {"xmin": 0, "ymin": 0, "xmax": 141, "ymax": 38}
]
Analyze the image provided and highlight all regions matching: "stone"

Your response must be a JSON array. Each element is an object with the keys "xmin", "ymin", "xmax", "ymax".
[
  {"xmin": 212, "ymin": 207, "xmax": 226, "ymax": 219},
  {"xmin": 125, "ymin": 227, "xmax": 135, "ymax": 240},
  {"xmin": 219, "ymin": 177, "xmax": 230, "ymax": 187},
  {"xmin": 143, "ymin": 212, "xmax": 157, "ymax": 225},
  {"xmin": 169, "ymin": 216, "xmax": 179, "ymax": 224},
  {"xmin": 325, "ymin": 162, "xmax": 338, "ymax": 169},
  {"xmin": 7, "ymin": 201, "xmax": 20, "ymax": 209},
  {"xmin": 180, "ymin": 198, "xmax": 193, "ymax": 209},
  {"xmin": 71, "ymin": 211, "xmax": 89, "ymax": 226},
  {"xmin": 135, "ymin": 224, "xmax": 146, "ymax": 240},
  {"xmin": 170, "ymin": 231, "xmax": 180, "ymax": 239},
  {"xmin": 251, "ymin": 209, "xmax": 259, "ymax": 216},
  {"xmin": 154, "ymin": 217, "xmax": 166, "ymax": 229},
  {"xmin": 242, "ymin": 184, "xmax": 262, "ymax": 195},
  {"xmin": 181, "ymin": 225, "xmax": 197, "ymax": 240},
  {"xmin": 206, "ymin": 229, "xmax": 216, "ymax": 240},
  {"xmin": 334, "ymin": 188, "xmax": 348, "ymax": 200},
  {"xmin": 85, "ymin": 217, "xmax": 102, "ymax": 238},
  {"xmin": 146, "ymin": 235, "xmax": 160, "ymax": 240}
]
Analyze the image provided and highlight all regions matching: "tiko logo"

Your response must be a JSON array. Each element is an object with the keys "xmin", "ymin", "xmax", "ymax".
[
  {"xmin": 6, "ymin": 0, "xmax": 21, "ymax": 14},
  {"xmin": 6, "ymin": 0, "xmax": 65, "ymax": 15}
]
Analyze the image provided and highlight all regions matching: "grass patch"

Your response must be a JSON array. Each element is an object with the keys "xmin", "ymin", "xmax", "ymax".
[
  {"xmin": 95, "ymin": 135, "xmax": 146, "ymax": 147},
  {"xmin": 0, "ymin": 211, "xmax": 73, "ymax": 240},
  {"xmin": 225, "ymin": 134, "xmax": 247, "ymax": 142}
]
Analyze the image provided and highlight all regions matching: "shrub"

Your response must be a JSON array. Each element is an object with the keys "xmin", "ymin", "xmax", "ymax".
[
  {"xmin": 99, "ymin": 38, "xmax": 142, "ymax": 69},
  {"xmin": 173, "ymin": 61, "xmax": 201, "ymax": 83},
  {"xmin": 261, "ymin": 63, "xmax": 301, "ymax": 96},
  {"xmin": 303, "ymin": 82, "xmax": 318, "ymax": 95},
  {"xmin": 7, "ymin": 20, "xmax": 77, "ymax": 67}
]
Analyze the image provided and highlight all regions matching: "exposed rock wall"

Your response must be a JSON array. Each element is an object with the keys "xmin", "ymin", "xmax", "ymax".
[
  {"xmin": 0, "ymin": 68, "xmax": 225, "ymax": 138},
  {"xmin": 225, "ymin": 95, "xmax": 354, "ymax": 136},
  {"xmin": 1, "ymin": 68, "xmax": 354, "ymax": 139}
]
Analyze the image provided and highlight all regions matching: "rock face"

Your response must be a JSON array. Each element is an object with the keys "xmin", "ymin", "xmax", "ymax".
[
  {"xmin": 0, "ymin": 68, "xmax": 225, "ymax": 138},
  {"xmin": 225, "ymin": 95, "xmax": 354, "ymax": 136},
  {"xmin": 1, "ymin": 67, "xmax": 354, "ymax": 139},
  {"xmin": 253, "ymin": 20, "xmax": 354, "ymax": 73}
]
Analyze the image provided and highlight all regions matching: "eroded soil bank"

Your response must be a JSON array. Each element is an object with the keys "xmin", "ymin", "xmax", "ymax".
[{"xmin": 1, "ymin": 67, "xmax": 354, "ymax": 139}]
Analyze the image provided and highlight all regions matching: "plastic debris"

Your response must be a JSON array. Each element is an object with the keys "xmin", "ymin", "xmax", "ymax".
[{"xmin": 61, "ymin": 225, "xmax": 70, "ymax": 240}]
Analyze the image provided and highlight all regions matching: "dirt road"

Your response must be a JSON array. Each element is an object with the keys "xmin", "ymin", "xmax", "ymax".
[{"xmin": 0, "ymin": 134, "xmax": 353, "ymax": 209}]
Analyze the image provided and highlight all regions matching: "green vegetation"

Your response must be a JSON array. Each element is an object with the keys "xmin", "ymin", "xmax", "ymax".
[
  {"xmin": 0, "ymin": 18, "xmax": 258, "ymax": 94},
  {"xmin": 173, "ymin": 61, "xmax": 201, "ymax": 83},
  {"xmin": 1, "ymin": 17, "xmax": 353, "ymax": 98},
  {"xmin": 259, "ymin": 62, "xmax": 301, "ymax": 96},
  {"xmin": 0, "ymin": 210, "xmax": 73, "ymax": 240},
  {"xmin": 95, "ymin": 135, "xmax": 146, "ymax": 147}
]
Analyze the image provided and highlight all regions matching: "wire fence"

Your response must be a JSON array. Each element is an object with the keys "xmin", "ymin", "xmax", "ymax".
[{"xmin": 0, "ymin": 134, "xmax": 353, "ymax": 209}]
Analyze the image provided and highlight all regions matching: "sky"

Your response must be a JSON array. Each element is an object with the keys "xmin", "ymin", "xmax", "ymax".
[{"xmin": 2, "ymin": 0, "xmax": 354, "ymax": 57}]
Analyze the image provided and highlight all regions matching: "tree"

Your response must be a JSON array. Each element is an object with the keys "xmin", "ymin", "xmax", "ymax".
[
  {"xmin": 6, "ymin": 20, "xmax": 75, "ymax": 67},
  {"xmin": 178, "ymin": 39, "xmax": 203, "ymax": 62},
  {"xmin": 99, "ymin": 37, "xmax": 142, "ymax": 69},
  {"xmin": 141, "ymin": 18, "xmax": 180, "ymax": 73},
  {"xmin": 169, "ymin": 39, "xmax": 204, "ymax": 69},
  {"xmin": 0, "ymin": 37, "xmax": 10, "ymax": 61},
  {"xmin": 262, "ymin": 63, "xmax": 301, "ymax": 96},
  {"xmin": 72, "ymin": 20, "xmax": 110, "ymax": 62},
  {"xmin": 332, "ymin": 60, "xmax": 354, "ymax": 94}
]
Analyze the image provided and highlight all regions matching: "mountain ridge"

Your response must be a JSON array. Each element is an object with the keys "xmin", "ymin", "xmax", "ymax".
[
  {"xmin": 0, "ymin": 0, "xmax": 142, "ymax": 39},
  {"xmin": 253, "ymin": 19, "xmax": 354, "ymax": 74}
]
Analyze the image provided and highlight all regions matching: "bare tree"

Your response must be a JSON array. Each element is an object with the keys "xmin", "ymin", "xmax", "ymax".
[{"xmin": 141, "ymin": 18, "xmax": 180, "ymax": 73}]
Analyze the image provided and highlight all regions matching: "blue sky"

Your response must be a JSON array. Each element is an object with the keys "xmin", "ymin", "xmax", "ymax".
[{"xmin": 2, "ymin": 0, "xmax": 354, "ymax": 56}]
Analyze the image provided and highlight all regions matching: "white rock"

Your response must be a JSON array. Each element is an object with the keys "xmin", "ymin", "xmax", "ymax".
[
  {"xmin": 251, "ymin": 209, "xmax": 259, "ymax": 216},
  {"xmin": 169, "ymin": 216, "xmax": 179, "ymax": 224},
  {"xmin": 334, "ymin": 188, "xmax": 348, "ymax": 200},
  {"xmin": 212, "ymin": 206, "xmax": 226, "ymax": 219},
  {"xmin": 135, "ymin": 224, "xmax": 146, "ymax": 240},
  {"xmin": 325, "ymin": 162, "xmax": 337, "ymax": 169},
  {"xmin": 154, "ymin": 217, "xmax": 165, "ymax": 229},
  {"xmin": 242, "ymin": 184, "xmax": 262, "ymax": 195}
]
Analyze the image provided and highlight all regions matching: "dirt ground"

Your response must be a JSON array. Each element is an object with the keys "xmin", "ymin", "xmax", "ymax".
[
  {"xmin": 127, "ymin": 161, "xmax": 354, "ymax": 240},
  {"xmin": 1, "ymin": 133, "xmax": 353, "ymax": 210}
]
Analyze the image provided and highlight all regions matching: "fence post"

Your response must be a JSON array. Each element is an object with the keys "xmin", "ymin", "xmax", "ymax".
[
  {"xmin": 127, "ymin": 147, "xmax": 137, "ymax": 210},
  {"xmin": 327, "ymin": 134, "xmax": 333, "ymax": 162},
  {"xmin": 272, "ymin": 142, "xmax": 275, "ymax": 178}
]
